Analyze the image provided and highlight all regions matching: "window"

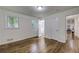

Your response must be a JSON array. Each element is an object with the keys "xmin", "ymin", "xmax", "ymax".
[
  {"xmin": 32, "ymin": 20, "xmax": 37, "ymax": 29},
  {"xmin": 7, "ymin": 16, "xmax": 19, "ymax": 28},
  {"xmin": 32, "ymin": 20, "xmax": 38, "ymax": 34}
]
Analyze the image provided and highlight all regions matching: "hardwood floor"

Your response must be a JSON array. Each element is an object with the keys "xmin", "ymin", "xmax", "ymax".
[
  {"xmin": 59, "ymin": 32, "xmax": 79, "ymax": 53},
  {"xmin": 0, "ymin": 33, "xmax": 79, "ymax": 53},
  {"xmin": 0, "ymin": 37, "xmax": 64, "ymax": 53}
]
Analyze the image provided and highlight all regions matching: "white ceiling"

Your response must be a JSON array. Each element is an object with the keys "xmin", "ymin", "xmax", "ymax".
[{"xmin": 0, "ymin": 6, "xmax": 78, "ymax": 18}]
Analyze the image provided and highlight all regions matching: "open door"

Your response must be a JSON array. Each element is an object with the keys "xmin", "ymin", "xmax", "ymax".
[{"xmin": 38, "ymin": 20, "xmax": 45, "ymax": 37}]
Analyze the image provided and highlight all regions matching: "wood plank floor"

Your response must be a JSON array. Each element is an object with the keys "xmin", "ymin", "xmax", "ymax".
[
  {"xmin": 0, "ymin": 32, "xmax": 79, "ymax": 53},
  {"xmin": 59, "ymin": 32, "xmax": 79, "ymax": 53},
  {"xmin": 0, "ymin": 37, "xmax": 64, "ymax": 53}
]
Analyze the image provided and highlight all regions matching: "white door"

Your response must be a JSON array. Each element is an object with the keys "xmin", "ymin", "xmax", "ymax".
[{"xmin": 38, "ymin": 20, "xmax": 45, "ymax": 37}]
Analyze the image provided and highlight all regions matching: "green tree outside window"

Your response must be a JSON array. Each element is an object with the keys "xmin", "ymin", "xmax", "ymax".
[{"xmin": 8, "ymin": 16, "xmax": 18, "ymax": 28}]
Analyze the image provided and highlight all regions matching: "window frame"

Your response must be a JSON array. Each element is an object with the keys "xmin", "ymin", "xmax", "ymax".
[{"xmin": 7, "ymin": 16, "xmax": 19, "ymax": 29}]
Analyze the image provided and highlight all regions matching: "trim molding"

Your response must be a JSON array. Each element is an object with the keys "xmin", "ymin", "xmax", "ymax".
[
  {"xmin": 0, "ymin": 36, "xmax": 38, "ymax": 46},
  {"xmin": 44, "ymin": 37, "xmax": 66, "ymax": 43}
]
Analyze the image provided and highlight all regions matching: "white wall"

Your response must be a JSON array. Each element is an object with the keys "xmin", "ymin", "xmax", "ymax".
[
  {"xmin": 45, "ymin": 7, "xmax": 79, "ymax": 43},
  {"xmin": 1, "ymin": 7, "xmax": 79, "ymax": 44},
  {"xmin": 0, "ymin": 9, "xmax": 37, "ymax": 45},
  {"xmin": 75, "ymin": 16, "xmax": 79, "ymax": 38}
]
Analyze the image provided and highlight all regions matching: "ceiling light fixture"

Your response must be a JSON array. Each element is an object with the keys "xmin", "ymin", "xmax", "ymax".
[{"xmin": 36, "ymin": 6, "xmax": 43, "ymax": 10}]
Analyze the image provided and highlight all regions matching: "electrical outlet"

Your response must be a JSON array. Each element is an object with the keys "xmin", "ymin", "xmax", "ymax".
[{"xmin": 7, "ymin": 38, "xmax": 13, "ymax": 41}]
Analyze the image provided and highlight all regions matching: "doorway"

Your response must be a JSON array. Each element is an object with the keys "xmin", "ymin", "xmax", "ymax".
[
  {"xmin": 66, "ymin": 14, "xmax": 79, "ymax": 40},
  {"xmin": 38, "ymin": 19, "xmax": 46, "ymax": 52},
  {"xmin": 66, "ymin": 16, "xmax": 75, "ymax": 40},
  {"xmin": 65, "ymin": 14, "xmax": 79, "ymax": 52},
  {"xmin": 38, "ymin": 19, "xmax": 45, "ymax": 37}
]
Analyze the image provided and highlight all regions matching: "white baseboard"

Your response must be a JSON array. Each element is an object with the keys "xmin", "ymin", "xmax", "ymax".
[
  {"xmin": 0, "ymin": 35, "xmax": 37, "ymax": 45},
  {"xmin": 45, "ymin": 36, "xmax": 66, "ymax": 43}
]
